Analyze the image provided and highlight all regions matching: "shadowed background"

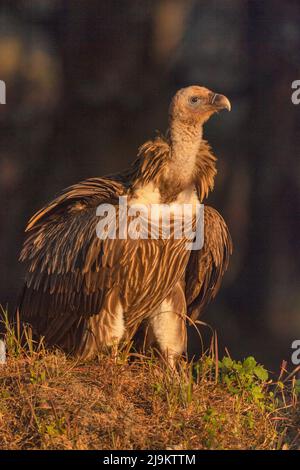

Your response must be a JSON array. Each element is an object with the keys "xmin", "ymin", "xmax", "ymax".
[{"xmin": 0, "ymin": 0, "xmax": 299, "ymax": 370}]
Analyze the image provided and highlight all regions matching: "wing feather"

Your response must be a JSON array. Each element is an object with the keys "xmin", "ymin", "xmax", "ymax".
[
  {"xmin": 185, "ymin": 205, "xmax": 232, "ymax": 320},
  {"xmin": 18, "ymin": 178, "xmax": 125, "ymax": 344},
  {"xmin": 18, "ymin": 175, "xmax": 193, "ymax": 349}
]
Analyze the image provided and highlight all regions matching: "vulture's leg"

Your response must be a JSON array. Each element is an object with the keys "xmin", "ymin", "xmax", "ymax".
[{"xmin": 149, "ymin": 281, "xmax": 187, "ymax": 368}]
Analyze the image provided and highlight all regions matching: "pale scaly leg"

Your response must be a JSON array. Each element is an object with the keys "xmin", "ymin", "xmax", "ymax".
[{"xmin": 149, "ymin": 282, "xmax": 187, "ymax": 368}]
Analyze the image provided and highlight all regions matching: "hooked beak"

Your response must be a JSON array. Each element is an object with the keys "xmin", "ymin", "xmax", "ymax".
[{"xmin": 210, "ymin": 93, "xmax": 231, "ymax": 111}]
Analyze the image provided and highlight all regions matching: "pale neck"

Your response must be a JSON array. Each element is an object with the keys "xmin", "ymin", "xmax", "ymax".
[{"xmin": 169, "ymin": 119, "xmax": 203, "ymax": 182}]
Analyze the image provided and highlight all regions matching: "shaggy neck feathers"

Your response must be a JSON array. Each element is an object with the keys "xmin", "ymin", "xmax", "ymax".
[{"xmin": 131, "ymin": 129, "xmax": 217, "ymax": 203}]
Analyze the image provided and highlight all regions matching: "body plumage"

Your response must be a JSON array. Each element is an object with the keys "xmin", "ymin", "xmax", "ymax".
[{"xmin": 18, "ymin": 86, "xmax": 232, "ymax": 366}]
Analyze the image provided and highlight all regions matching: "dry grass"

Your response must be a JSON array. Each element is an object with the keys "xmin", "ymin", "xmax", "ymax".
[{"xmin": 0, "ymin": 309, "xmax": 299, "ymax": 450}]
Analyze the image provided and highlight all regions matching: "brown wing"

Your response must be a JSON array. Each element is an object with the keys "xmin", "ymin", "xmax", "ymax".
[
  {"xmin": 185, "ymin": 205, "xmax": 232, "ymax": 320},
  {"xmin": 18, "ymin": 177, "xmax": 126, "ymax": 345},
  {"xmin": 18, "ymin": 175, "xmax": 192, "ymax": 349}
]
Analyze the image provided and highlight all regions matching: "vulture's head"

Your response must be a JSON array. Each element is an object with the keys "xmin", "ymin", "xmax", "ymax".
[{"xmin": 169, "ymin": 85, "xmax": 231, "ymax": 126}]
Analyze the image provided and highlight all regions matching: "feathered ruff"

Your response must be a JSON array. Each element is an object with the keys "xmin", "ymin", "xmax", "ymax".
[{"xmin": 130, "ymin": 135, "xmax": 217, "ymax": 203}]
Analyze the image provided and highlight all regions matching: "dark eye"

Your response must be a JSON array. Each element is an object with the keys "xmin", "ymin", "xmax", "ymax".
[{"xmin": 189, "ymin": 96, "xmax": 201, "ymax": 105}]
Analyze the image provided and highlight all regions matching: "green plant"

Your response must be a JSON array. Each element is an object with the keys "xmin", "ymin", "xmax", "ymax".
[
  {"xmin": 294, "ymin": 379, "xmax": 300, "ymax": 396},
  {"xmin": 219, "ymin": 356, "xmax": 269, "ymax": 406},
  {"xmin": 203, "ymin": 406, "xmax": 226, "ymax": 449},
  {"xmin": 44, "ymin": 417, "xmax": 67, "ymax": 438}
]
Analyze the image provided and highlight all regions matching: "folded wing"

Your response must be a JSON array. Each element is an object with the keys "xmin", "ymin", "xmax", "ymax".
[
  {"xmin": 18, "ymin": 176, "xmax": 193, "ymax": 353},
  {"xmin": 185, "ymin": 205, "xmax": 232, "ymax": 320}
]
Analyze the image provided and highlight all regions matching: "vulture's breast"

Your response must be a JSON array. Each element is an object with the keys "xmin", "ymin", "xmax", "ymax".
[
  {"xmin": 128, "ymin": 183, "xmax": 200, "ymax": 232},
  {"xmin": 129, "ymin": 183, "xmax": 199, "ymax": 206}
]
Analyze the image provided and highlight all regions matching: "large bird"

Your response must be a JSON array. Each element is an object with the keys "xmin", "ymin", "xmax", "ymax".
[{"xmin": 18, "ymin": 86, "xmax": 232, "ymax": 366}]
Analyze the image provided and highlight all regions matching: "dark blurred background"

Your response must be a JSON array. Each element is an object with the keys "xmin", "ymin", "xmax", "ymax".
[{"xmin": 0, "ymin": 0, "xmax": 300, "ymax": 370}]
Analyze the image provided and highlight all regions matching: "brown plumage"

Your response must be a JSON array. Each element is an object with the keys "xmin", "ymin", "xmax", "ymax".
[{"xmin": 18, "ymin": 85, "xmax": 232, "ymax": 366}]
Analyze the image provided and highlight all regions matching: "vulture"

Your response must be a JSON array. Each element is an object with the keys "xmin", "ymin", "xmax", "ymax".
[{"xmin": 17, "ymin": 85, "xmax": 232, "ymax": 366}]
